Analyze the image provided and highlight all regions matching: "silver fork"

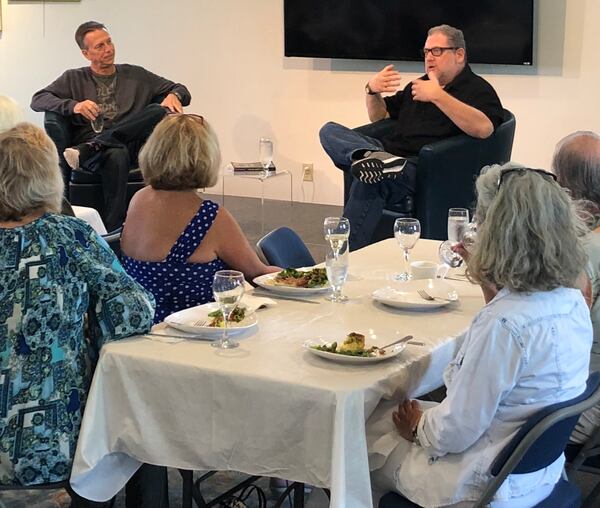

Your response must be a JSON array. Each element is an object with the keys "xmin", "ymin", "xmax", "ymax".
[
  {"xmin": 417, "ymin": 289, "xmax": 455, "ymax": 302},
  {"xmin": 193, "ymin": 319, "xmax": 209, "ymax": 327}
]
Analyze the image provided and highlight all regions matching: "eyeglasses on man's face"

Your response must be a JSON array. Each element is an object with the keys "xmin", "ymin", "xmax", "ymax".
[
  {"xmin": 421, "ymin": 47, "xmax": 458, "ymax": 57},
  {"xmin": 496, "ymin": 167, "xmax": 557, "ymax": 190}
]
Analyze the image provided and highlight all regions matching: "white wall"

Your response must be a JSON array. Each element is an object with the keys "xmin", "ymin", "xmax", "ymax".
[{"xmin": 0, "ymin": 0, "xmax": 598, "ymax": 205}]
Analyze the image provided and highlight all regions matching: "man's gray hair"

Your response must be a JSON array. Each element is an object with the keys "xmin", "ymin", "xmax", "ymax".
[
  {"xmin": 467, "ymin": 162, "xmax": 587, "ymax": 292},
  {"xmin": 553, "ymin": 131, "xmax": 600, "ymax": 225},
  {"xmin": 428, "ymin": 24, "xmax": 466, "ymax": 51},
  {"xmin": 0, "ymin": 123, "xmax": 64, "ymax": 221}
]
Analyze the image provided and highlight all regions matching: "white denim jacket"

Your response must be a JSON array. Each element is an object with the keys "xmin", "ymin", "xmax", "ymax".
[{"xmin": 396, "ymin": 287, "xmax": 592, "ymax": 507}]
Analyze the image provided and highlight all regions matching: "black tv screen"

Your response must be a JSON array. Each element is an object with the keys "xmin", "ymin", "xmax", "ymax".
[{"xmin": 284, "ymin": 0, "xmax": 534, "ymax": 66}]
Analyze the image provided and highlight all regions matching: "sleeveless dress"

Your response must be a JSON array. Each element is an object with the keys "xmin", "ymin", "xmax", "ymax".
[{"xmin": 123, "ymin": 200, "xmax": 228, "ymax": 323}]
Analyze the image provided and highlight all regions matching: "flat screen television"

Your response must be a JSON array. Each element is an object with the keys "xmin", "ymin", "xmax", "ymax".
[{"xmin": 284, "ymin": 0, "xmax": 534, "ymax": 66}]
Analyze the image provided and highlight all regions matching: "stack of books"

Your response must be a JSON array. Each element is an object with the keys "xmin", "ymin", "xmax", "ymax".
[{"xmin": 231, "ymin": 162, "xmax": 276, "ymax": 175}]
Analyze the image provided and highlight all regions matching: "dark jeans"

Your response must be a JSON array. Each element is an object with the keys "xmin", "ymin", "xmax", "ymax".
[
  {"xmin": 80, "ymin": 104, "xmax": 167, "ymax": 231},
  {"xmin": 68, "ymin": 464, "xmax": 169, "ymax": 508},
  {"xmin": 319, "ymin": 121, "xmax": 416, "ymax": 251}
]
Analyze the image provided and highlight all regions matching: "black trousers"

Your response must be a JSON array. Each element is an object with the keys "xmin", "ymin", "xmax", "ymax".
[
  {"xmin": 68, "ymin": 463, "xmax": 169, "ymax": 508},
  {"xmin": 81, "ymin": 104, "xmax": 167, "ymax": 231}
]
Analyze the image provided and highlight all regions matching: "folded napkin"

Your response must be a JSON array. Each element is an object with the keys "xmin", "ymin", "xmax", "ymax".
[{"xmin": 242, "ymin": 294, "xmax": 277, "ymax": 312}]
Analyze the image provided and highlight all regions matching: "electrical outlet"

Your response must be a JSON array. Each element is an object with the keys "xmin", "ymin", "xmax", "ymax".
[{"xmin": 302, "ymin": 163, "xmax": 314, "ymax": 182}]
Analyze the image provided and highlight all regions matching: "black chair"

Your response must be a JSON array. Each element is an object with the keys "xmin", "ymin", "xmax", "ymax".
[
  {"xmin": 256, "ymin": 226, "xmax": 316, "ymax": 268},
  {"xmin": 567, "ymin": 425, "xmax": 600, "ymax": 507},
  {"xmin": 101, "ymin": 227, "xmax": 123, "ymax": 260},
  {"xmin": 379, "ymin": 371, "xmax": 600, "ymax": 508},
  {"xmin": 43, "ymin": 111, "xmax": 145, "ymax": 217},
  {"xmin": 349, "ymin": 109, "xmax": 516, "ymax": 241}
]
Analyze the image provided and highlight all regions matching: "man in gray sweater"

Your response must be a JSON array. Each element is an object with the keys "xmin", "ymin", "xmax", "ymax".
[{"xmin": 31, "ymin": 20, "xmax": 191, "ymax": 231}]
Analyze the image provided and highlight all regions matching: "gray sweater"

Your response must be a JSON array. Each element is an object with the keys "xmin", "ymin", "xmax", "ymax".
[{"xmin": 31, "ymin": 63, "xmax": 191, "ymax": 130}]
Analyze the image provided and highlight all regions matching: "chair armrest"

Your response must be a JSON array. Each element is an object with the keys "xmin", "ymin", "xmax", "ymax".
[{"xmin": 44, "ymin": 111, "xmax": 74, "ymax": 153}]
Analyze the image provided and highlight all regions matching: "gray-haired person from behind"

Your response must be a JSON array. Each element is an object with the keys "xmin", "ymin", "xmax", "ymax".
[
  {"xmin": 369, "ymin": 162, "xmax": 592, "ymax": 507},
  {"xmin": 553, "ymin": 130, "xmax": 600, "ymax": 446}
]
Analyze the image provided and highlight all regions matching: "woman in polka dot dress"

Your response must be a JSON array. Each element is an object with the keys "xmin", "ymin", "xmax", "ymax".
[{"xmin": 121, "ymin": 114, "xmax": 279, "ymax": 323}]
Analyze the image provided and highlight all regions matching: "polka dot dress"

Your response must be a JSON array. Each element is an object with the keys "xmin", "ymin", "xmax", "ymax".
[{"xmin": 122, "ymin": 200, "xmax": 227, "ymax": 323}]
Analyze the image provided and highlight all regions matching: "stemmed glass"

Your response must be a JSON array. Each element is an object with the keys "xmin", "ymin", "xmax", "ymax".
[
  {"xmin": 91, "ymin": 105, "xmax": 105, "ymax": 134},
  {"xmin": 439, "ymin": 208, "xmax": 472, "ymax": 269},
  {"xmin": 394, "ymin": 218, "xmax": 421, "ymax": 281},
  {"xmin": 325, "ymin": 241, "xmax": 349, "ymax": 302},
  {"xmin": 211, "ymin": 270, "xmax": 245, "ymax": 349},
  {"xmin": 259, "ymin": 137, "xmax": 273, "ymax": 178},
  {"xmin": 323, "ymin": 217, "xmax": 350, "ymax": 259}
]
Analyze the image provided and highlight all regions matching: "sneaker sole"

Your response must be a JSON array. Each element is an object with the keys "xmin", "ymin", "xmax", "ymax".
[
  {"xmin": 63, "ymin": 148, "xmax": 80, "ymax": 170},
  {"xmin": 351, "ymin": 158, "xmax": 406, "ymax": 184}
]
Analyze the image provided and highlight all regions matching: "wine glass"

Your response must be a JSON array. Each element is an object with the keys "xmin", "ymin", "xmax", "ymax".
[
  {"xmin": 259, "ymin": 137, "xmax": 273, "ymax": 178},
  {"xmin": 323, "ymin": 217, "xmax": 350, "ymax": 259},
  {"xmin": 90, "ymin": 105, "xmax": 105, "ymax": 134},
  {"xmin": 325, "ymin": 241, "xmax": 349, "ymax": 302},
  {"xmin": 211, "ymin": 270, "xmax": 245, "ymax": 349},
  {"xmin": 393, "ymin": 218, "xmax": 421, "ymax": 281}
]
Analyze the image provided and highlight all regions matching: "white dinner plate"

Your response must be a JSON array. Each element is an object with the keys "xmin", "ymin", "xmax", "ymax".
[
  {"xmin": 253, "ymin": 272, "xmax": 330, "ymax": 295},
  {"xmin": 164, "ymin": 302, "xmax": 258, "ymax": 337},
  {"xmin": 372, "ymin": 279, "xmax": 458, "ymax": 310},
  {"xmin": 303, "ymin": 339, "xmax": 405, "ymax": 364}
]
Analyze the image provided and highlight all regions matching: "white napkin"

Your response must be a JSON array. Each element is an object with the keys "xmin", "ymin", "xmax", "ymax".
[{"xmin": 242, "ymin": 294, "xmax": 277, "ymax": 313}]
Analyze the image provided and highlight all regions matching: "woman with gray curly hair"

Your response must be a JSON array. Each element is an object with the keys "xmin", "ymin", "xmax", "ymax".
[
  {"xmin": 0, "ymin": 123, "xmax": 165, "ymax": 506},
  {"xmin": 369, "ymin": 163, "xmax": 592, "ymax": 507}
]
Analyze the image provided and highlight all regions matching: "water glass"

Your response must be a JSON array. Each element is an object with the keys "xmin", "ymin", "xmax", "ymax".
[
  {"xmin": 323, "ymin": 216, "xmax": 350, "ymax": 258},
  {"xmin": 90, "ymin": 109, "xmax": 105, "ymax": 134},
  {"xmin": 447, "ymin": 208, "xmax": 470, "ymax": 244},
  {"xmin": 393, "ymin": 218, "xmax": 421, "ymax": 281},
  {"xmin": 211, "ymin": 270, "xmax": 245, "ymax": 349},
  {"xmin": 439, "ymin": 221, "xmax": 478, "ymax": 269},
  {"xmin": 325, "ymin": 241, "xmax": 349, "ymax": 302},
  {"xmin": 259, "ymin": 137, "xmax": 273, "ymax": 176}
]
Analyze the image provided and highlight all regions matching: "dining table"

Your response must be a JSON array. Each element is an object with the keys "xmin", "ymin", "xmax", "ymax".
[{"xmin": 70, "ymin": 238, "xmax": 485, "ymax": 507}]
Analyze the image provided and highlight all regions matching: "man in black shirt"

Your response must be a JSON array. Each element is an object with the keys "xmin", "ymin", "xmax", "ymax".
[
  {"xmin": 31, "ymin": 21, "xmax": 191, "ymax": 231},
  {"xmin": 319, "ymin": 24, "xmax": 504, "ymax": 250}
]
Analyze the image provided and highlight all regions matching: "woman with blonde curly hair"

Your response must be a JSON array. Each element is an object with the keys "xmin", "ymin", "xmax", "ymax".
[
  {"xmin": 121, "ymin": 114, "xmax": 278, "ymax": 322},
  {"xmin": 369, "ymin": 163, "xmax": 592, "ymax": 507},
  {"xmin": 0, "ymin": 122, "xmax": 168, "ymax": 506}
]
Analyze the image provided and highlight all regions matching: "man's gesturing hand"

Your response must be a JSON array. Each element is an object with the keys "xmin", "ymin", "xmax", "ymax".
[
  {"xmin": 161, "ymin": 93, "xmax": 183, "ymax": 113},
  {"xmin": 367, "ymin": 64, "xmax": 402, "ymax": 94},
  {"xmin": 73, "ymin": 100, "xmax": 101, "ymax": 121},
  {"xmin": 411, "ymin": 71, "xmax": 443, "ymax": 102}
]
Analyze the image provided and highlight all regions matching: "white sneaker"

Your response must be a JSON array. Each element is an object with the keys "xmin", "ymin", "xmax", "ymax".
[{"xmin": 351, "ymin": 151, "xmax": 407, "ymax": 183}]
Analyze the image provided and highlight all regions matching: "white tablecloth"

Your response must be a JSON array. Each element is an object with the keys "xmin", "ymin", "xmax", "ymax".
[
  {"xmin": 72, "ymin": 205, "xmax": 108, "ymax": 235},
  {"xmin": 70, "ymin": 239, "xmax": 485, "ymax": 506}
]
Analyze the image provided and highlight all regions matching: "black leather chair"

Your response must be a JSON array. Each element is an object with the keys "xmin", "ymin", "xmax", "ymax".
[
  {"xmin": 347, "ymin": 109, "xmax": 516, "ymax": 241},
  {"xmin": 43, "ymin": 111, "xmax": 145, "ymax": 218}
]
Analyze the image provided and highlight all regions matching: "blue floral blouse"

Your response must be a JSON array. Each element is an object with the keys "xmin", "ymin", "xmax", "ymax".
[{"xmin": 0, "ymin": 213, "xmax": 155, "ymax": 487}]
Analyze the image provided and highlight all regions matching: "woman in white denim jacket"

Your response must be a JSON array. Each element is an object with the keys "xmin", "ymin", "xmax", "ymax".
[{"xmin": 369, "ymin": 163, "xmax": 593, "ymax": 507}]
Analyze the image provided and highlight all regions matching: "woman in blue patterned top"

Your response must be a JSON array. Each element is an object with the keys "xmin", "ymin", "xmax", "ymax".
[
  {"xmin": 0, "ymin": 124, "xmax": 158, "ymax": 501},
  {"xmin": 121, "ymin": 114, "xmax": 279, "ymax": 322}
]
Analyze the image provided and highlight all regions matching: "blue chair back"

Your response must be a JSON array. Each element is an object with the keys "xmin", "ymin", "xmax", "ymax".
[{"xmin": 256, "ymin": 227, "xmax": 315, "ymax": 268}]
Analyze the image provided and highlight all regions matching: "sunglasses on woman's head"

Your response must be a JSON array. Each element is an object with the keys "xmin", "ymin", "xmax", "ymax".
[{"xmin": 496, "ymin": 167, "xmax": 557, "ymax": 190}]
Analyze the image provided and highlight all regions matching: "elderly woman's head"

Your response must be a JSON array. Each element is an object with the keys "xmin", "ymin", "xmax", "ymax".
[
  {"xmin": 139, "ymin": 114, "xmax": 221, "ymax": 190},
  {"xmin": 0, "ymin": 123, "xmax": 64, "ymax": 221},
  {"xmin": 468, "ymin": 163, "xmax": 586, "ymax": 292}
]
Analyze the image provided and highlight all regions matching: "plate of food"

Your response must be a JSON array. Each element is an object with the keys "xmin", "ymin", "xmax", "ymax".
[
  {"xmin": 253, "ymin": 268, "xmax": 330, "ymax": 295},
  {"xmin": 164, "ymin": 302, "xmax": 258, "ymax": 337},
  {"xmin": 372, "ymin": 279, "xmax": 458, "ymax": 310},
  {"xmin": 304, "ymin": 332, "xmax": 406, "ymax": 364}
]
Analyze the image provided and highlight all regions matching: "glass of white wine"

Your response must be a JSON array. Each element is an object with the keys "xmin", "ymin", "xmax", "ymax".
[
  {"xmin": 393, "ymin": 218, "xmax": 421, "ymax": 281},
  {"xmin": 211, "ymin": 270, "xmax": 245, "ymax": 349},
  {"xmin": 325, "ymin": 241, "xmax": 349, "ymax": 302},
  {"xmin": 323, "ymin": 216, "xmax": 350, "ymax": 259},
  {"xmin": 259, "ymin": 137, "xmax": 273, "ymax": 178}
]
